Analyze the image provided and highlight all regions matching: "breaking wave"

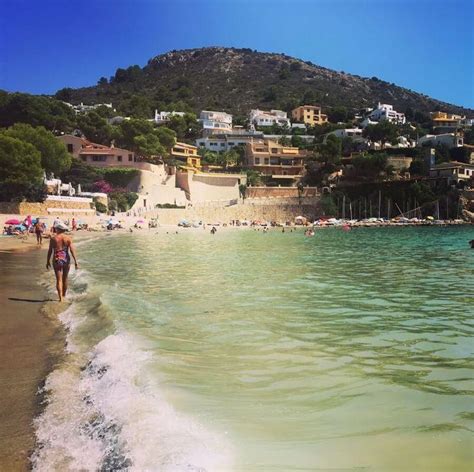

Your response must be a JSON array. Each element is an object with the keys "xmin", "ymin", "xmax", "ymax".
[{"xmin": 32, "ymin": 268, "xmax": 232, "ymax": 471}]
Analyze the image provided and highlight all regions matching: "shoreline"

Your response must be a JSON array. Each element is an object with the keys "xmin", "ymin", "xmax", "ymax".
[
  {"xmin": 0, "ymin": 246, "xmax": 66, "ymax": 470},
  {"xmin": 0, "ymin": 232, "xmax": 100, "ymax": 471}
]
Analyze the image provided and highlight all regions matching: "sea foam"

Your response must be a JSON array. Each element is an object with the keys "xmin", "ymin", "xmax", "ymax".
[{"xmin": 32, "ymin": 269, "xmax": 232, "ymax": 471}]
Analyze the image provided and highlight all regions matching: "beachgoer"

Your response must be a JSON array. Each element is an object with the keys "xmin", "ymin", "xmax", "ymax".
[
  {"xmin": 470, "ymin": 239, "xmax": 474, "ymax": 249},
  {"xmin": 52, "ymin": 217, "xmax": 61, "ymax": 234},
  {"xmin": 46, "ymin": 222, "xmax": 78, "ymax": 302},
  {"xmin": 34, "ymin": 220, "xmax": 44, "ymax": 245},
  {"xmin": 210, "ymin": 227, "xmax": 217, "ymax": 234},
  {"xmin": 72, "ymin": 218, "xmax": 77, "ymax": 231}
]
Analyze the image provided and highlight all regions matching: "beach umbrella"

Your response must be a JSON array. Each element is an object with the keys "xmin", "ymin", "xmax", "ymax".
[
  {"xmin": 426, "ymin": 216, "xmax": 434, "ymax": 221},
  {"xmin": 5, "ymin": 218, "xmax": 21, "ymax": 225},
  {"xmin": 137, "ymin": 219, "xmax": 145, "ymax": 224}
]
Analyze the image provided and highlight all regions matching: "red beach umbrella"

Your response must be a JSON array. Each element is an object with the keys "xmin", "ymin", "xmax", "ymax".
[{"xmin": 5, "ymin": 218, "xmax": 21, "ymax": 225}]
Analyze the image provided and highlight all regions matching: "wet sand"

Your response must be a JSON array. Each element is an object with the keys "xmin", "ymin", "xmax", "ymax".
[{"xmin": 0, "ymin": 247, "xmax": 65, "ymax": 471}]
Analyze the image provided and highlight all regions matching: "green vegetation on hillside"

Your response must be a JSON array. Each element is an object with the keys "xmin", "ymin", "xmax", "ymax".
[
  {"xmin": 56, "ymin": 47, "xmax": 471, "ymax": 118},
  {"xmin": 0, "ymin": 135, "xmax": 45, "ymax": 202},
  {"xmin": 0, "ymin": 124, "xmax": 73, "ymax": 202},
  {"xmin": 0, "ymin": 90, "xmax": 75, "ymax": 132}
]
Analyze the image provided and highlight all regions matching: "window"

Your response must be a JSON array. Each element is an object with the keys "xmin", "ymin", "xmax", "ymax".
[
  {"xmin": 67, "ymin": 144, "xmax": 74, "ymax": 153},
  {"xmin": 228, "ymin": 142, "xmax": 235, "ymax": 146},
  {"xmin": 92, "ymin": 155, "xmax": 107, "ymax": 162},
  {"xmin": 220, "ymin": 143, "xmax": 225, "ymax": 147},
  {"xmin": 128, "ymin": 154, "xmax": 133, "ymax": 161},
  {"xmin": 256, "ymin": 148, "xmax": 264, "ymax": 152},
  {"xmin": 255, "ymin": 158, "xmax": 260, "ymax": 164},
  {"xmin": 271, "ymin": 148, "xmax": 278, "ymax": 154},
  {"xmin": 264, "ymin": 158, "xmax": 269, "ymax": 165},
  {"xmin": 117, "ymin": 156, "xmax": 122, "ymax": 162}
]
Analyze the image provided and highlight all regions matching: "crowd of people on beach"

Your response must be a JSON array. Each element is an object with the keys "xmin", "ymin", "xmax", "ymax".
[{"xmin": 2, "ymin": 216, "xmax": 87, "ymax": 244}]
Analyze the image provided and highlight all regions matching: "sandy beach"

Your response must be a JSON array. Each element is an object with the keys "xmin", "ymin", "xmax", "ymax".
[
  {"xmin": 0, "ymin": 231, "xmax": 102, "ymax": 470},
  {"xmin": 0, "ymin": 229, "xmax": 128, "ymax": 470},
  {"xmin": 0, "ymin": 244, "xmax": 64, "ymax": 470}
]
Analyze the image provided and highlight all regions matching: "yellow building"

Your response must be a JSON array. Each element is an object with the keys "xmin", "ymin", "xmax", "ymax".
[
  {"xmin": 245, "ymin": 139, "xmax": 310, "ymax": 185},
  {"xmin": 292, "ymin": 105, "xmax": 328, "ymax": 126},
  {"xmin": 430, "ymin": 111, "xmax": 463, "ymax": 128},
  {"xmin": 170, "ymin": 142, "xmax": 201, "ymax": 169}
]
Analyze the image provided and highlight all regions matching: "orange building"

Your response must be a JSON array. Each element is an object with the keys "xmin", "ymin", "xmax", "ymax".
[
  {"xmin": 170, "ymin": 142, "xmax": 201, "ymax": 169},
  {"xmin": 245, "ymin": 139, "xmax": 310, "ymax": 185},
  {"xmin": 291, "ymin": 105, "xmax": 328, "ymax": 126},
  {"xmin": 430, "ymin": 111, "xmax": 463, "ymax": 128},
  {"xmin": 58, "ymin": 135, "xmax": 137, "ymax": 168}
]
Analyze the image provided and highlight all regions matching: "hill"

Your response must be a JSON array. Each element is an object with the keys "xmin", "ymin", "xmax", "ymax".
[{"xmin": 59, "ymin": 47, "xmax": 472, "ymax": 118}]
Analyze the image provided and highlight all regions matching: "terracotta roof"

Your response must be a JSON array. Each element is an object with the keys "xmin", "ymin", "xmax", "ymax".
[{"xmin": 80, "ymin": 146, "xmax": 131, "ymax": 155}]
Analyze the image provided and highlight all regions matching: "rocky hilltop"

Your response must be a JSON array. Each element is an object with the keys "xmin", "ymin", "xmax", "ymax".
[{"xmin": 61, "ymin": 47, "xmax": 472, "ymax": 117}]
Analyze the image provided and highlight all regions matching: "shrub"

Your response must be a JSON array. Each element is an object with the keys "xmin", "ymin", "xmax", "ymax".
[
  {"xmin": 321, "ymin": 195, "xmax": 337, "ymax": 216},
  {"xmin": 93, "ymin": 180, "xmax": 114, "ymax": 193},
  {"xmin": 101, "ymin": 168, "xmax": 139, "ymax": 187},
  {"xmin": 0, "ymin": 134, "xmax": 46, "ymax": 202},
  {"xmin": 108, "ymin": 191, "xmax": 138, "ymax": 212},
  {"xmin": 94, "ymin": 200, "xmax": 107, "ymax": 213}
]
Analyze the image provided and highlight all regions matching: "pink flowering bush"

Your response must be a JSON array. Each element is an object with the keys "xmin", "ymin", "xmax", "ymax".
[{"xmin": 93, "ymin": 180, "xmax": 113, "ymax": 193}]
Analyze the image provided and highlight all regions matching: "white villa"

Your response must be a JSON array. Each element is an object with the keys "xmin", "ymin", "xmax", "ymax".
[
  {"xmin": 417, "ymin": 133, "xmax": 464, "ymax": 148},
  {"xmin": 429, "ymin": 161, "xmax": 474, "ymax": 185},
  {"xmin": 196, "ymin": 131, "xmax": 264, "ymax": 152},
  {"xmin": 326, "ymin": 128, "xmax": 364, "ymax": 140},
  {"xmin": 199, "ymin": 111, "xmax": 233, "ymax": 132},
  {"xmin": 367, "ymin": 103, "xmax": 406, "ymax": 125},
  {"xmin": 360, "ymin": 117, "xmax": 379, "ymax": 128},
  {"xmin": 64, "ymin": 102, "xmax": 115, "ymax": 114},
  {"xmin": 154, "ymin": 110, "xmax": 186, "ymax": 123},
  {"xmin": 249, "ymin": 109, "xmax": 291, "ymax": 128}
]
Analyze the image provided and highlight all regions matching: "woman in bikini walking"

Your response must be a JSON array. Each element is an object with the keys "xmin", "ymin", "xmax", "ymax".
[{"xmin": 46, "ymin": 222, "xmax": 79, "ymax": 302}]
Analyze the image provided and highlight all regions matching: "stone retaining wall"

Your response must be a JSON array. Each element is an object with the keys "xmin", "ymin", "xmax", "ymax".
[
  {"xmin": 244, "ymin": 196, "xmax": 319, "ymax": 206},
  {"xmin": 246, "ymin": 187, "xmax": 318, "ymax": 198},
  {"xmin": 155, "ymin": 200, "xmax": 321, "ymax": 225},
  {"xmin": 0, "ymin": 199, "xmax": 94, "ymax": 216}
]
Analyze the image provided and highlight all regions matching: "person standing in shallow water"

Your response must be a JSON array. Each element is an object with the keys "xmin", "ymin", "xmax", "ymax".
[
  {"xmin": 46, "ymin": 223, "xmax": 79, "ymax": 302},
  {"xmin": 34, "ymin": 220, "xmax": 44, "ymax": 245}
]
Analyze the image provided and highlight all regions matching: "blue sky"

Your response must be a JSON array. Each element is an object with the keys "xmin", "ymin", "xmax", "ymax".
[{"xmin": 1, "ymin": 0, "xmax": 473, "ymax": 108}]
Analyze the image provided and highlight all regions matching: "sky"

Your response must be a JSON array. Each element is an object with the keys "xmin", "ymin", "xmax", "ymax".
[{"xmin": 1, "ymin": 0, "xmax": 473, "ymax": 108}]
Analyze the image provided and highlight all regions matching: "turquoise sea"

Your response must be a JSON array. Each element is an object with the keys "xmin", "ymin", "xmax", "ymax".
[{"xmin": 33, "ymin": 226, "xmax": 474, "ymax": 471}]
